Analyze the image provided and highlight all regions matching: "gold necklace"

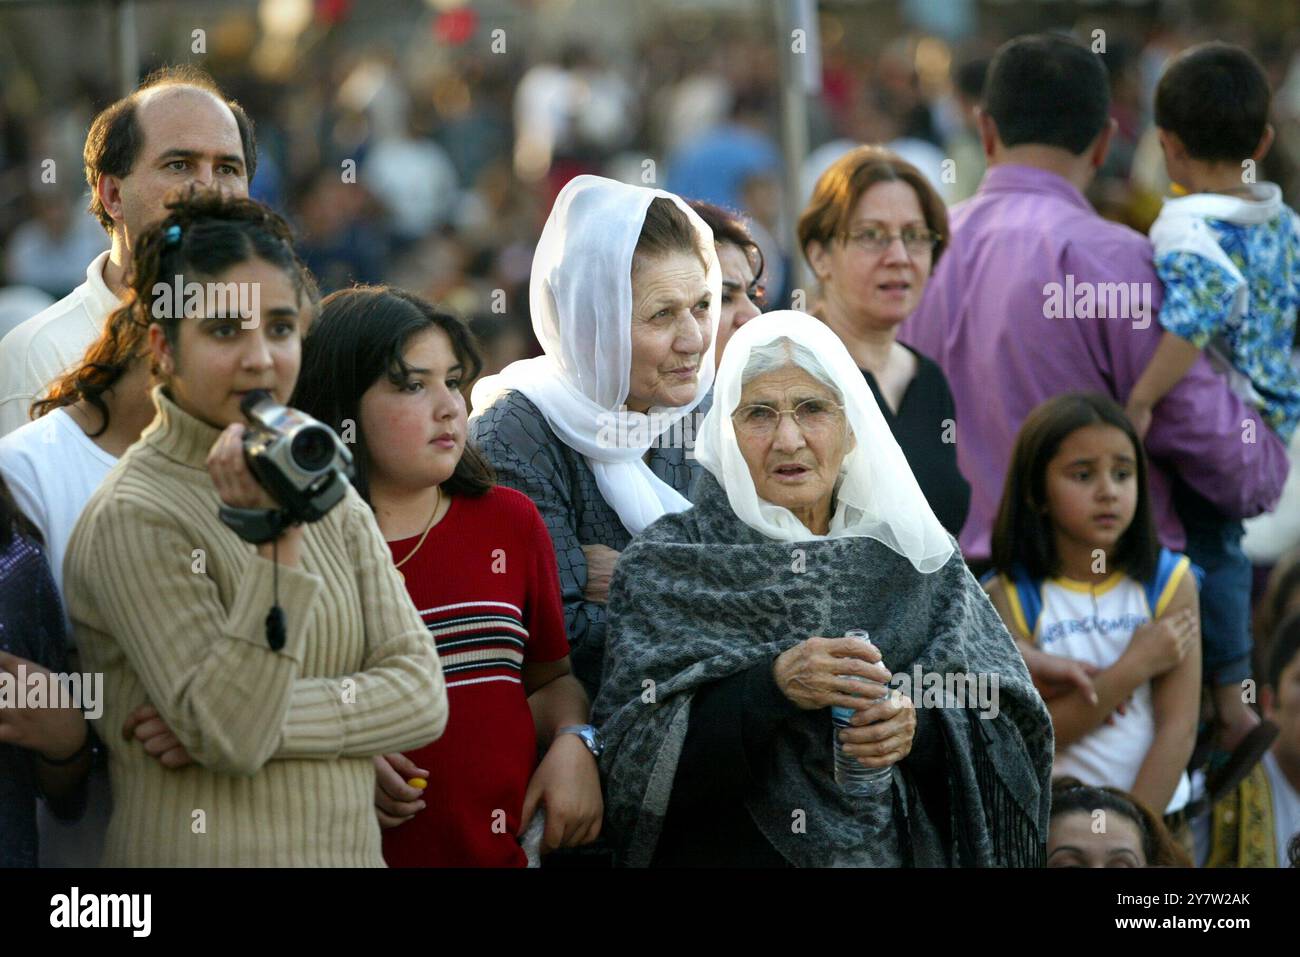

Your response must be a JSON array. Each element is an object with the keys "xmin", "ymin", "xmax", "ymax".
[{"xmin": 393, "ymin": 487, "xmax": 442, "ymax": 582}]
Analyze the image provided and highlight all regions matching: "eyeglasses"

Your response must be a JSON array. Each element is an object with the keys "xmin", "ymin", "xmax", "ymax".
[
  {"xmin": 731, "ymin": 398, "xmax": 846, "ymax": 436},
  {"xmin": 843, "ymin": 226, "xmax": 941, "ymax": 256}
]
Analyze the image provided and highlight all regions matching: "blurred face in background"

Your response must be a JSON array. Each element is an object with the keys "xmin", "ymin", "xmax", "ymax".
[
  {"xmin": 1263, "ymin": 647, "xmax": 1300, "ymax": 765},
  {"xmin": 807, "ymin": 180, "xmax": 935, "ymax": 331},
  {"xmin": 714, "ymin": 240, "xmax": 763, "ymax": 362}
]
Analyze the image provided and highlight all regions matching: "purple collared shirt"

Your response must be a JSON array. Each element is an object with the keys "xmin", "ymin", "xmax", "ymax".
[{"xmin": 900, "ymin": 164, "xmax": 1289, "ymax": 560}]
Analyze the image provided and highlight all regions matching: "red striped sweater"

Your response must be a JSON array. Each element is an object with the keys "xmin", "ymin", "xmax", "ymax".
[{"xmin": 381, "ymin": 485, "xmax": 569, "ymax": 867}]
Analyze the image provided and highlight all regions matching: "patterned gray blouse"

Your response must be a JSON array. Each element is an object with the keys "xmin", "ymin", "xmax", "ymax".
[{"xmin": 469, "ymin": 389, "xmax": 709, "ymax": 697}]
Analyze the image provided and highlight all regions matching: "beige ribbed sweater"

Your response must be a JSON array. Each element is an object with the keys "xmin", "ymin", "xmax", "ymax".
[{"xmin": 65, "ymin": 387, "xmax": 448, "ymax": 866}]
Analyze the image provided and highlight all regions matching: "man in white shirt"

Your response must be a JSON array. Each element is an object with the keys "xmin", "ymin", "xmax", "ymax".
[
  {"xmin": 0, "ymin": 65, "xmax": 255, "ymax": 436},
  {"xmin": 0, "ymin": 64, "xmax": 255, "ymax": 868}
]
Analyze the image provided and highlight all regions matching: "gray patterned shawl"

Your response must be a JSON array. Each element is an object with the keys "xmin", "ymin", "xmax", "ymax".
[{"xmin": 593, "ymin": 471, "xmax": 1054, "ymax": 867}]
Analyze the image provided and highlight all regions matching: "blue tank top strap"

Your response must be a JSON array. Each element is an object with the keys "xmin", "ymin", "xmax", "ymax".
[
  {"xmin": 982, "ymin": 565, "xmax": 1046, "ymax": 637},
  {"xmin": 1010, "ymin": 564, "xmax": 1044, "ymax": 637},
  {"xmin": 1144, "ymin": 547, "xmax": 1200, "ymax": 617}
]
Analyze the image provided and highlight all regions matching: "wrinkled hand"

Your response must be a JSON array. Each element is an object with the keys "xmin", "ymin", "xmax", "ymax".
[
  {"xmin": 122, "ymin": 704, "xmax": 193, "ymax": 769},
  {"xmin": 773, "ymin": 636, "xmax": 892, "ymax": 711},
  {"xmin": 1129, "ymin": 608, "xmax": 1198, "ymax": 679},
  {"xmin": 519, "ymin": 734, "xmax": 603, "ymax": 853},
  {"xmin": 374, "ymin": 753, "xmax": 429, "ymax": 828},
  {"xmin": 0, "ymin": 651, "xmax": 87, "ymax": 760},
  {"xmin": 581, "ymin": 544, "xmax": 620, "ymax": 605},
  {"xmin": 837, "ymin": 690, "xmax": 916, "ymax": 768}
]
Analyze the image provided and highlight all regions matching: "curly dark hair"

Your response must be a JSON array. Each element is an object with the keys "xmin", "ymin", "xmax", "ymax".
[{"xmin": 33, "ymin": 187, "xmax": 316, "ymax": 432}]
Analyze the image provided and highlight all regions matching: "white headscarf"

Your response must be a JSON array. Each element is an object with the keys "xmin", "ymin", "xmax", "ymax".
[
  {"xmin": 471, "ymin": 175, "xmax": 721, "ymax": 535},
  {"xmin": 695, "ymin": 311, "xmax": 954, "ymax": 573}
]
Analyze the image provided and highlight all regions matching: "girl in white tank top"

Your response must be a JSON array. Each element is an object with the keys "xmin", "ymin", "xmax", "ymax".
[{"xmin": 985, "ymin": 393, "xmax": 1202, "ymax": 819}]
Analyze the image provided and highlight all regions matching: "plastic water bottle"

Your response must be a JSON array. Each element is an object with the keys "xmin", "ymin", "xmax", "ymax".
[{"xmin": 831, "ymin": 629, "xmax": 893, "ymax": 797}]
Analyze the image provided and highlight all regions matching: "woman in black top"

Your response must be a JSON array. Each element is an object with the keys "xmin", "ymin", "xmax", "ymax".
[
  {"xmin": 798, "ymin": 145, "xmax": 970, "ymax": 536},
  {"xmin": 861, "ymin": 348, "xmax": 967, "ymax": 535}
]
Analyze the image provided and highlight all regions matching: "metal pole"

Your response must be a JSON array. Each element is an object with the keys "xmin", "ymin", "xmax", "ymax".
[
  {"xmin": 772, "ymin": 0, "xmax": 819, "ymax": 300},
  {"xmin": 110, "ymin": 0, "xmax": 138, "ymax": 96}
]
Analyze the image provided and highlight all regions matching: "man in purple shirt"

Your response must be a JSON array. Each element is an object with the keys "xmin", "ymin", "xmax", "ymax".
[{"xmin": 900, "ymin": 34, "xmax": 1288, "ymax": 750}]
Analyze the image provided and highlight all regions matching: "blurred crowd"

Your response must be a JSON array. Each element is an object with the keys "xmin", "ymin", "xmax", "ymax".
[
  {"xmin": 2, "ymin": 1, "xmax": 1300, "ymax": 872},
  {"xmin": 3, "ymin": 4, "xmax": 1300, "ymax": 384}
]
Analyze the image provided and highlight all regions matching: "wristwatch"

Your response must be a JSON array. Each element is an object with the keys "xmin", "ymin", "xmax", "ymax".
[{"xmin": 557, "ymin": 724, "xmax": 605, "ymax": 759}]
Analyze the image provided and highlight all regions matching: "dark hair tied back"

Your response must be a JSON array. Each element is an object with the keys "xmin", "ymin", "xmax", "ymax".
[{"xmin": 32, "ymin": 187, "xmax": 316, "ymax": 432}]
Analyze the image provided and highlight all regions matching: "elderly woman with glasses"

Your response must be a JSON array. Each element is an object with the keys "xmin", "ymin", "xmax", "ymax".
[
  {"xmin": 594, "ymin": 312, "xmax": 1053, "ymax": 867},
  {"xmin": 799, "ymin": 146, "xmax": 969, "ymax": 537}
]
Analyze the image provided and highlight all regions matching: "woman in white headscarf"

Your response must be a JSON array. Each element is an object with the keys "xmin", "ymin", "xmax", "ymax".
[
  {"xmin": 593, "ymin": 312, "xmax": 1054, "ymax": 867},
  {"xmin": 470, "ymin": 175, "xmax": 720, "ymax": 698}
]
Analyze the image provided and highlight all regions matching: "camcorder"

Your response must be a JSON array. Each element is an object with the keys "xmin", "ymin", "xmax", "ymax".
[{"xmin": 217, "ymin": 390, "xmax": 354, "ymax": 544}]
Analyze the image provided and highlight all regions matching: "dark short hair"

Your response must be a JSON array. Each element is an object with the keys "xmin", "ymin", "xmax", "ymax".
[
  {"xmin": 1267, "ymin": 611, "xmax": 1300, "ymax": 693},
  {"xmin": 1050, "ymin": 777, "xmax": 1191, "ymax": 867},
  {"xmin": 1155, "ymin": 42, "xmax": 1271, "ymax": 163},
  {"xmin": 992, "ymin": 392, "xmax": 1159, "ymax": 583},
  {"xmin": 292, "ymin": 285, "xmax": 495, "ymax": 503},
  {"xmin": 84, "ymin": 64, "xmax": 258, "ymax": 233},
  {"xmin": 797, "ymin": 145, "xmax": 949, "ymax": 268},
  {"xmin": 955, "ymin": 56, "xmax": 989, "ymax": 101},
  {"xmin": 686, "ymin": 199, "xmax": 765, "ymax": 282},
  {"xmin": 634, "ymin": 197, "xmax": 705, "ymax": 271},
  {"xmin": 983, "ymin": 33, "xmax": 1110, "ymax": 155}
]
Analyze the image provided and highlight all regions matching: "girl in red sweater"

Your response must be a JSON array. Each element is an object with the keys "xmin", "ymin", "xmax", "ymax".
[{"xmin": 293, "ymin": 286, "xmax": 603, "ymax": 866}]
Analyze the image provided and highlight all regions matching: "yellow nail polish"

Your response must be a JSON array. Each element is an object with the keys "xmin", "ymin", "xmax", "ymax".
[{"xmin": 407, "ymin": 777, "xmax": 427, "ymax": 789}]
